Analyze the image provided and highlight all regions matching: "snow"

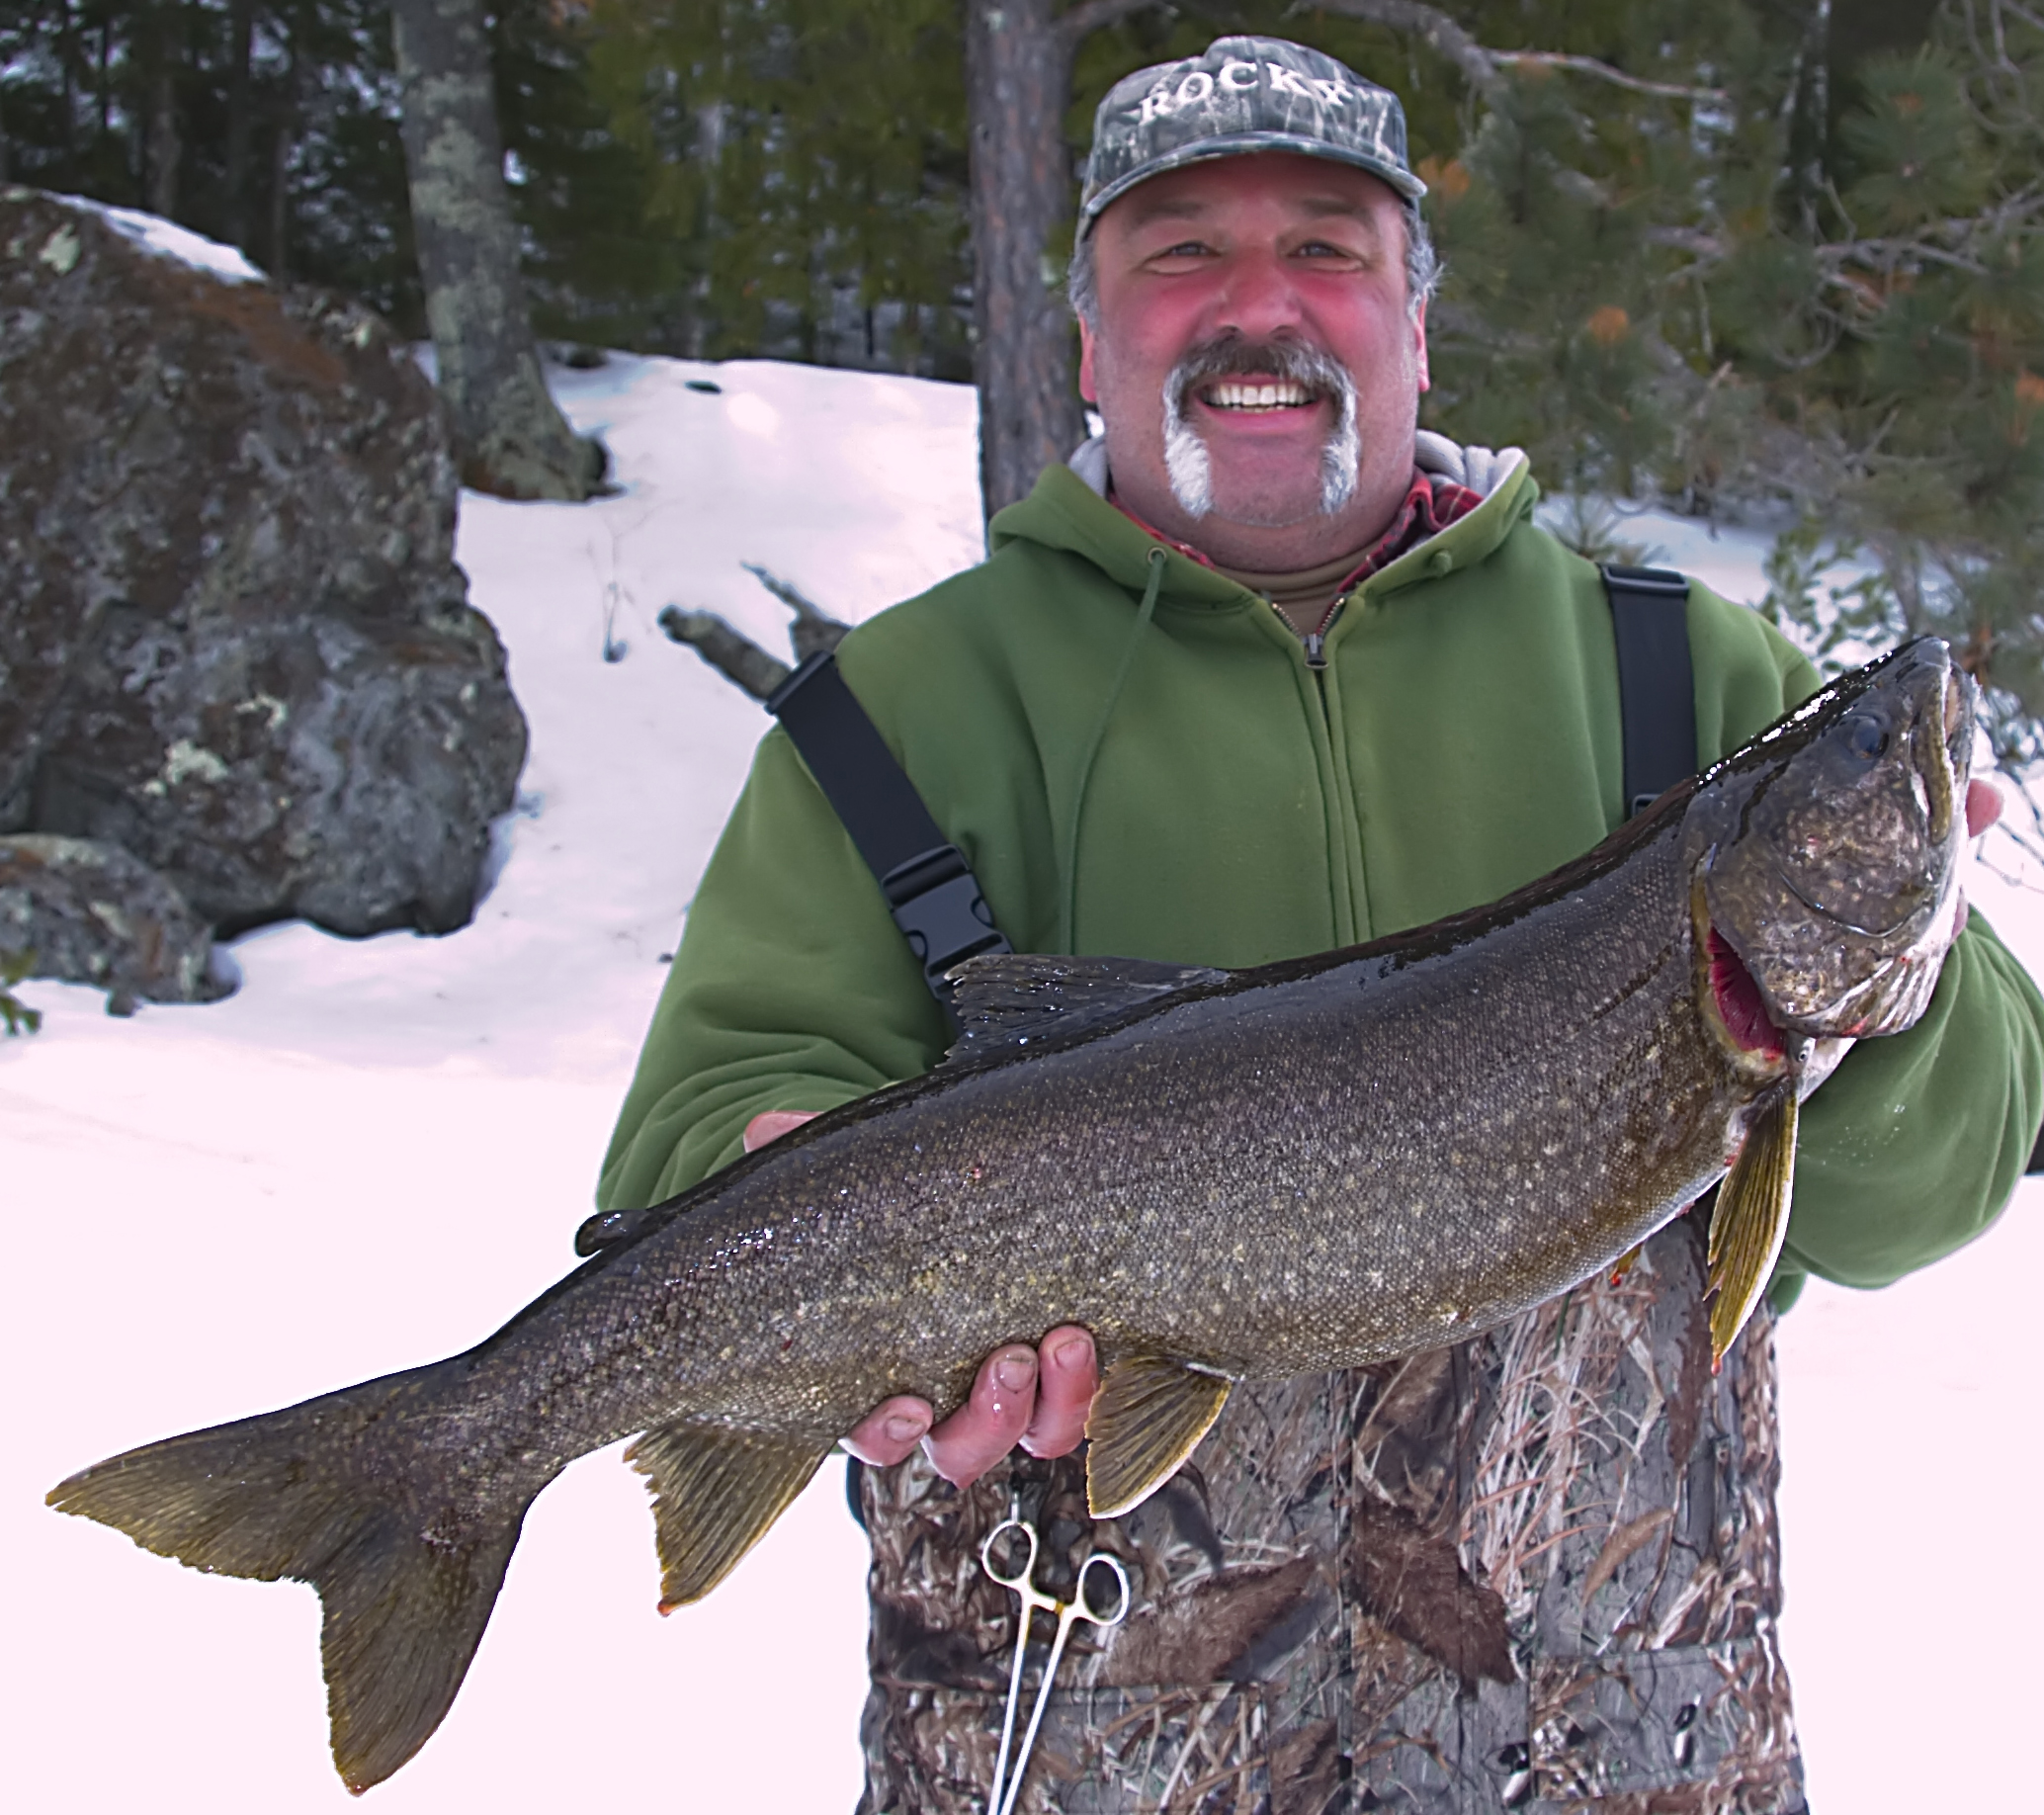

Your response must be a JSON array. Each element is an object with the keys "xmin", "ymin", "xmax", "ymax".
[
  {"xmin": 45, "ymin": 189, "xmax": 268, "ymax": 285},
  {"xmin": 5, "ymin": 349, "xmax": 2039, "ymax": 1813}
]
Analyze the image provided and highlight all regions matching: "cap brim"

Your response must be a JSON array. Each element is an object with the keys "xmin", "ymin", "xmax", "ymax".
[{"xmin": 1080, "ymin": 132, "xmax": 1427, "ymax": 232}]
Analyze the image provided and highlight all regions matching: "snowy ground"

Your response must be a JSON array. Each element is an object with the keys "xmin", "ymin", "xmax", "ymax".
[{"xmin": 7, "ymin": 351, "xmax": 2039, "ymax": 1812}]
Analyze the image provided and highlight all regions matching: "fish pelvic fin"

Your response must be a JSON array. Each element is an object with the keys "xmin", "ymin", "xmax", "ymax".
[
  {"xmin": 1707, "ymin": 1084, "xmax": 1800, "ymax": 1365},
  {"xmin": 627, "ymin": 1422, "xmax": 832, "ymax": 1610},
  {"xmin": 46, "ymin": 1379, "xmax": 535, "ymax": 1794},
  {"xmin": 1084, "ymin": 1356, "xmax": 1234, "ymax": 1520}
]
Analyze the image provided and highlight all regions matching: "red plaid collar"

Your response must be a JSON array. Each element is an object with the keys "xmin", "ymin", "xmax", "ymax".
[{"xmin": 1112, "ymin": 468, "xmax": 1484, "ymax": 590}]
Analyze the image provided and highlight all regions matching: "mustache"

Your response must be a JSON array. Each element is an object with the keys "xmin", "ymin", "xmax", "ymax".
[{"xmin": 1165, "ymin": 335, "xmax": 1356, "ymax": 415}]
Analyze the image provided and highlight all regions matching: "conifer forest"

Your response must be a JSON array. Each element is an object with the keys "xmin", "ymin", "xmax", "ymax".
[{"xmin": 4, "ymin": 1, "xmax": 2041, "ymax": 819}]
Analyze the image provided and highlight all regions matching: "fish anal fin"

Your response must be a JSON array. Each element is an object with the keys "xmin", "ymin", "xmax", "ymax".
[
  {"xmin": 1708, "ymin": 1086, "xmax": 1800, "ymax": 1364},
  {"xmin": 943, "ymin": 955, "xmax": 1228, "ymax": 1066},
  {"xmin": 627, "ymin": 1422, "xmax": 830, "ymax": 1609},
  {"xmin": 1085, "ymin": 1356, "xmax": 1233, "ymax": 1519}
]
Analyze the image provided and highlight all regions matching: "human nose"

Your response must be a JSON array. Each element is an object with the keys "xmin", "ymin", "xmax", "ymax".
[{"xmin": 1210, "ymin": 247, "xmax": 1308, "ymax": 341}]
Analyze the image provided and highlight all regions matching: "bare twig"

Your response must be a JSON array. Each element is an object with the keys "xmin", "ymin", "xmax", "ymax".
[
  {"xmin": 1302, "ymin": 0, "xmax": 1507, "ymax": 96},
  {"xmin": 657, "ymin": 606, "xmax": 790, "ymax": 701},
  {"xmin": 1490, "ymin": 50, "xmax": 1729, "ymax": 105}
]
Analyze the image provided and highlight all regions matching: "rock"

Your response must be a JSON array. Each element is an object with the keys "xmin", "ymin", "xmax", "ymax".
[
  {"xmin": 0, "ymin": 834, "xmax": 227, "ymax": 1006},
  {"xmin": 0, "ymin": 188, "xmax": 528, "ymax": 938}
]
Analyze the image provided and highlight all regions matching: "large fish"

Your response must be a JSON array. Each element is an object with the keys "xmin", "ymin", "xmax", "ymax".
[{"xmin": 50, "ymin": 638, "xmax": 1973, "ymax": 1792}]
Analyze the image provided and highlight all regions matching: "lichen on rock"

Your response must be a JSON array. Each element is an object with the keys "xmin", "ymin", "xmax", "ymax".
[
  {"xmin": 0, "ymin": 188, "xmax": 528, "ymax": 964},
  {"xmin": 0, "ymin": 834, "xmax": 226, "ymax": 1008}
]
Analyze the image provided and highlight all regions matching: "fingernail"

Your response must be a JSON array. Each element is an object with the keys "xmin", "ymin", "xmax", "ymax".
[
  {"xmin": 1050, "ymin": 1334, "xmax": 1092, "ymax": 1371},
  {"xmin": 994, "ymin": 1352, "xmax": 1036, "ymax": 1392},
  {"xmin": 884, "ymin": 1412, "xmax": 928, "ymax": 1444}
]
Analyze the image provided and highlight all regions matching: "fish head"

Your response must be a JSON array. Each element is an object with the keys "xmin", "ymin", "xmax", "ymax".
[{"xmin": 1688, "ymin": 637, "xmax": 1973, "ymax": 1046}]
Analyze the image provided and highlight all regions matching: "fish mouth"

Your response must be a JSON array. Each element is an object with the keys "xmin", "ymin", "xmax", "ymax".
[
  {"xmin": 1707, "ymin": 926, "xmax": 1785, "ymax": 1060},
  {"xmin": 1771, "ymin": 861, "xmax": 1931, "ymax": 939}
]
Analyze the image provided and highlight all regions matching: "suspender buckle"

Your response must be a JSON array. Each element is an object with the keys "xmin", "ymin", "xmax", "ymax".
[{"xmin": 880, "ymin": 845, "xmax": 1011, "ymax": 992}]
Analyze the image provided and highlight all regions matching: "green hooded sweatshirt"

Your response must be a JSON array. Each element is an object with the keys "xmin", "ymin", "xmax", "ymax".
[{"xmin": 600, "ymin": 459, "xmax": 2044, "ymax": 1307}]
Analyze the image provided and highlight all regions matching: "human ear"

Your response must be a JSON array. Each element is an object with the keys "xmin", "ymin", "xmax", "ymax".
[
  {"xmin": 1412, "ymin": 298, "xmax": 1430, "ymax": 394},
  {"xmin": 1077, "ymin": 315, "xmax": 1100, "ymax": 404}
]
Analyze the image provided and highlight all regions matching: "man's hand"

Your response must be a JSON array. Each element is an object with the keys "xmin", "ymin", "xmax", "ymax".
[{"xmin": 742, "ymin": 1110, "xmax": 1103, "ymax": 1487}]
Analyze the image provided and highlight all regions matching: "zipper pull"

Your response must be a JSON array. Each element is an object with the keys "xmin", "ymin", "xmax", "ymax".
[{"xmin": 1304, "ymin": 632, "xmax": 1326, "ymax": 670}]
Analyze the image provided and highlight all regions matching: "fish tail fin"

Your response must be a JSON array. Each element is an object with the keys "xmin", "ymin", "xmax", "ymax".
[{"xmin": 47, "ymin": 1377, "xmax": 537, "ymax": 1794}]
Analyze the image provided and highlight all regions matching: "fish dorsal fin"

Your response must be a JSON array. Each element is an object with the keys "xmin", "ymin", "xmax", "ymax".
[
  {"xmin": 1085, "ymin": 1356, "xmax": 1234, "ymax": 1519},
  {"xmin": 626, "ymin": 1422, "xmax": 832, "ymax": 1609},
  {"xmin": 1707, "ymin": 1084, "xmax": 1800, "ymax": 1363},
  {"xmin": 943, "ymin": 954, "xmax": 1227, "ymax": 1066}
]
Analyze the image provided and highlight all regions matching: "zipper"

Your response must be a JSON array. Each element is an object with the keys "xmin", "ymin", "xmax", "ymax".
[{"xmin": 1285, "ymin": 594, "xmax": 1350, "ymax": 671}]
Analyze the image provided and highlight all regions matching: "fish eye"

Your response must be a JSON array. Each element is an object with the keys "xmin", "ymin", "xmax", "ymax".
[{"xmin": 1842, "ymin": 710, "xmax": 1889, "ymax": 764}]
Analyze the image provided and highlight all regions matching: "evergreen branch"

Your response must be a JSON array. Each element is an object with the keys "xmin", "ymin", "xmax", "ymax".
[
  {"xmin": 1056, "ymin": 0, "xmax": 1167, "ymax": 52},
  {"xmin": 657, "ymin": 606, "xmax": 792, "ymax": 701},
  {"xmin": 1, "ymin": 950, "xmax": 42, "ymax": 1037},
  {"xmin": 1296, "ymin": 1, "xmax": 1506, "ymax": 96},
  {"xmin": 1490, "ymin": 51, "xmax": 1729, "ymax": 105}
]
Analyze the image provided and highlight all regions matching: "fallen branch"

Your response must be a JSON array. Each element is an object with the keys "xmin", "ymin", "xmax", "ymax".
[
  {"xmin": 741, "ymin": 563, "xmax": 852, "ymax": 661},
  {"xmin": 657, "ymin": 607, "xmax": 790, "ymax": 701}
]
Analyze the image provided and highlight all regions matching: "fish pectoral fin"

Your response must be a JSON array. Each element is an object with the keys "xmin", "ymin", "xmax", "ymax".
[
  {"xmin": 1085, "ymin": 1356, "xmax": 1234, "ymax": 1520},
  {"xmin": 942, "ymin": 954, "xmax": 1229, "ymax": 1066},
  {"xmin": 1707, "ymin": 1085, "xmax": 1800, "ymax": 1365},
  {"xmin": 626, "ymin": 1422, "xmax": 832, "ymax": 1610}
]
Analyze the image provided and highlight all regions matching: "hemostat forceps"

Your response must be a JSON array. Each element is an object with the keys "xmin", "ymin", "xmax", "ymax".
[{"xmin": 979, "ymin": 1510, "xmax": 1131, "ymax": 1815}]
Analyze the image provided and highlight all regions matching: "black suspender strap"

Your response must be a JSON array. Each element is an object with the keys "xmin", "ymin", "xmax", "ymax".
[
  {"xmin": 766, "ymin": 574, "xmax": 1692, "ymax": 999},
  {"xmin": 764, "ymin": 650, "xmax": 1010, "ymax": 1004},
  {"xmin": 1602, "ymin": 563, "xmax": 1698, "ymax": 818}
]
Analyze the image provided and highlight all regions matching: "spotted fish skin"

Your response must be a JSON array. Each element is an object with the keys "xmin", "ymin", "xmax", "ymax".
[{"xmin": 46, "ymin": 639, "xmax": 1971, "ymax": 1793}]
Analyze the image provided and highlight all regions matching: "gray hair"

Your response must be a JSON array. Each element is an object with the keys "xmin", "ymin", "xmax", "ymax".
[{"xmin": 1066, "ymin": 205, "xmax": 1441, "ymax": 328}]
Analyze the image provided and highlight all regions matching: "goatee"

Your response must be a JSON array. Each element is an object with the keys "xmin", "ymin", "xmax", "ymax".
[{"xmin": 1159, "ymin": 335, "xmax": 1360, "ymax": 524}]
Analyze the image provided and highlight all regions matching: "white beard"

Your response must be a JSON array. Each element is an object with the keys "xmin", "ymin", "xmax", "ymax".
[{"xmin": 1159, "ymin": 345, "xmax": 1361, "ymax": 524}]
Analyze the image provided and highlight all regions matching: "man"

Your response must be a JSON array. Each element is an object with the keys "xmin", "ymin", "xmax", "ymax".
[{"xmin": 601, "ymin": 37, "xmax": 2044, "ymax": 1812}]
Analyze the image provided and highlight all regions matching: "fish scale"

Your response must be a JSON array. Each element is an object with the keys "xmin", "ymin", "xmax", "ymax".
[{"xmin": 48, "ymin": 637, "xmax": 1972, "ymax": 1795}]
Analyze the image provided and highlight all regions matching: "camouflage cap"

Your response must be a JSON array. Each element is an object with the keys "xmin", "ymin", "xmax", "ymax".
[{"xmin": 1079, "ymin": 37, "xmax": 1423, "ymax": 236}]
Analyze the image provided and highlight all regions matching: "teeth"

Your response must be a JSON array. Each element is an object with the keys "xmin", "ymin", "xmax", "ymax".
[{"xmin": 1205, "ymin": 381, "xmax": 1312, "ymax": 410}]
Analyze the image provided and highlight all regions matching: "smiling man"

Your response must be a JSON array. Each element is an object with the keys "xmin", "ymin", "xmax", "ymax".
[{"xmin": 600, "ymin": 37, "xmax": 2042, "ymax": 1813}]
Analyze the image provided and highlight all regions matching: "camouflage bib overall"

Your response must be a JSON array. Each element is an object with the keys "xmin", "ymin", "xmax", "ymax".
[{"xmin": 855, "ymin": 1214, "xmax": 1807, "ymax": 1815}]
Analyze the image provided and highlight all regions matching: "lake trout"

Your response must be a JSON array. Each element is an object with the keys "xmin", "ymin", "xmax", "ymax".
[{"xmin": 50, "ymin": 637, "xmax": 1974, "ymax": 1792}]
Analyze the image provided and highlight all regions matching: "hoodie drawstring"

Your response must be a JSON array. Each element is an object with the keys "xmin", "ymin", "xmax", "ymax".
[{"xmin": 1061, "ymin": 545, "xmax": 1167, "ymax": 952}]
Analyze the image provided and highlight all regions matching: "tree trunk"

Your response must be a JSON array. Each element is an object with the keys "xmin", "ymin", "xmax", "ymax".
[
  {"xmin": 147, "ymin": 69, "xmax": 180, "ymax": 219},
  {"xmin": 269, "ymin": 24, "xmax": 297, "ymax": 282},
  {"xmin": 389, "ymin": 0, "xmax": 605, "ymax": 502},
  {"xmin": 965, "ymin": 0, "xmax": 1087, "ymax": 523},
  {"xmin": 142, "ymin": 5, "xmax": 181, "ymax": 219},
  {"xmin": 224, "ymin": 0, "xmax": 254, "ymax": 251}
]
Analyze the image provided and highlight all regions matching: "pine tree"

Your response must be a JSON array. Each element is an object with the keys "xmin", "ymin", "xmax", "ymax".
[
  {"xmin": 584, "ymin": 0, "xmax": 976, "ymax": 374},
  {"xmin": 1405, "ymin": 0, "xmax": 2044, "ymax": 835}
]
